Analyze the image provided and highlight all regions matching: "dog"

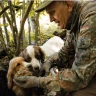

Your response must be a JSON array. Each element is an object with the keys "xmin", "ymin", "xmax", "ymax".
[
  {"xmin": 7, "ymin": 57, "xmax": 43, "ymax": 96},
  {"xmin": 19, "ymin": 36, "xmax": 64, "ymax": 74},
  {"xmin": 7, "ymin": 36, "xmax": 64, "ymax": 96}
]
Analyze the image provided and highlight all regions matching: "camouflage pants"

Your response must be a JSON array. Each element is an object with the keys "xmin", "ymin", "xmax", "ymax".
[
  {"xmin": 44, "ymin": 88, "xmax": 68, "ymax": 96},
  {"xmin": 70, "ymin": 77, "xmax": 96, "ymax": 96},
  {"xmin": 43, "ymin": 74, "xmax": 96, "ymax": 96}
]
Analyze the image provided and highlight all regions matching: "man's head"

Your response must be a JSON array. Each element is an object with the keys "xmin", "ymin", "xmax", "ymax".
[{"xmin": 36, "ymin": 1, "xmax": 75, "ymax": 29}]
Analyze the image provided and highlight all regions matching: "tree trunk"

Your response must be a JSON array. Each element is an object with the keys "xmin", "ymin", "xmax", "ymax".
[
  {"xmin": 22, "ymin": 0, "xmax": 26, "ymax": 48},
  {"xmin": 0, "ymin": 27, "xmax": 6, "ymax": 50},
  {"xmin": 28, "ymin": 17, "xmax": 31, "ymax": 45},
  {"xmin": 0, "ymin": 1, "xmax": 18, "ymax": 48},
  {"xmin": 3, "ymin": 14, "xmax": 10, "ymax": 45},
  {"xmin": 34, "ymin": 13, "xmax": 40, "ymax": 45},
  {"xmin": 7, "ymin": 1, "xmax": 18, "ymax": 48}
]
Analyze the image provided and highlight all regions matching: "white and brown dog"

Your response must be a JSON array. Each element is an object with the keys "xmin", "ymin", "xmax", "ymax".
[{"xmin": 19, "ymin": 36, "xmax": 64, "ymax": 74}]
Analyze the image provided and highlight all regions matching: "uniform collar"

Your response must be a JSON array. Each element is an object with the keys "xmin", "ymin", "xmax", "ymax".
[{"xmin": 65, "ymin": 2, "xmax": 81, "ymax": 33}]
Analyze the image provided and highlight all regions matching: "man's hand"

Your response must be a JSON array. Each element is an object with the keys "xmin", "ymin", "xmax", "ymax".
[
  {"xmin": 13, "ymin": 76, "xmax": 39, "ymax": 88},
  {"xmin": 40, "ymin": 62, "xmax": 51, "ymax": 76},
  {"xmin": 13, "ymin": 76, "xmax": 55, "ymax": 88}
]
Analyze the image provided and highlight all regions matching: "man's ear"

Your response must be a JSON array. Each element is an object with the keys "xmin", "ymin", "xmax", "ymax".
[{"xmin": 65, "ymin": 1, "xmax": 74, "ymax": 12}]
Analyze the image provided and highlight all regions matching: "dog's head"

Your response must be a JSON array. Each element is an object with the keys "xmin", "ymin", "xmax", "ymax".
[
  {"xmin": 19, "ymin": 45, "xmax": 45, "ymax": 71},
  {"xmin": 7, "ymin": 57, "xmax": 30, "ymax": 89}
]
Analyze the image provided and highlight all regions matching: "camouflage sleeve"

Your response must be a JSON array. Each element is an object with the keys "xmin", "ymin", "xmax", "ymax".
[
  {"xmin": 45, "ymin": 30, "xmax": 75, "ymax": 69},
  {"xmin": 58, "ymin": 31, "xmax": 75, "ymax": 68},
  {"xmin": 56, "ymin": 12, "xmax": 96, "ymax": 91}
]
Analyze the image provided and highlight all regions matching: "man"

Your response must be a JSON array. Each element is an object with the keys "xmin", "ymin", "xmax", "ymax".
[{"xmin": 13, "ymin": 0, "xmax": 96, "ymax": 96}]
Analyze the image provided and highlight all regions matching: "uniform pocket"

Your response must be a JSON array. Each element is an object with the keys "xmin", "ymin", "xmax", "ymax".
[{"xmin": 77, "ymin": 36, "xmax": 91, "ymax": 49}]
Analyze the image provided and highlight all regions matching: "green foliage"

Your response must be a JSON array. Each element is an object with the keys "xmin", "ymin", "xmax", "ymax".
[
  {"xmin": 0, "ymin": 23, "xmax": 9, "ymax": 27},
  {"xmin": 1, "ymin": 0, "xmax": 62, "ymax": 50},
  {"xmin": 29, "ymin": 0, "xmax": 41, "ymax": 17},
  {"xmin": 37, "ymin": 32, "xmax": 53, "ymax": 45}
]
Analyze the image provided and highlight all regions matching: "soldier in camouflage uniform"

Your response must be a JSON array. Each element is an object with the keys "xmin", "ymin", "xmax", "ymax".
[{"xmin": 13, "ymin": 0, "xmax": 96, "ymax": 96}]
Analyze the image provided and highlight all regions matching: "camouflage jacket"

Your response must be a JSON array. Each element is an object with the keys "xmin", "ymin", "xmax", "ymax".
[{"xmin": 45, "ymin": 0, "xmax": 96, "ymax": 92}]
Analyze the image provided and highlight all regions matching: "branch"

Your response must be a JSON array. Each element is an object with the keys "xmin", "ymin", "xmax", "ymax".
[
  {"xmin": 17, "ymin": 1, "xmax": 34, "ymax": 54},
  {"xmin": 19, "ymin": 1, "xmax": 34, "ymax": 38},
  {"xmin": 0, "ymin": 5, "xmax": 22, "ymax": 16},
  {"xmin": 0, "ymin": 2, "xmax": 12, "ymax": 29}
]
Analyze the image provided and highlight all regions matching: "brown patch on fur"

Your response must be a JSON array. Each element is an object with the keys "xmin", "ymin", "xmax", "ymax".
[
  {"xmin": 19, "ymin": 49, "xmax": 31, "ymax": 62},
  {"xmin": 34, "ymin": 46, "xmax": 45, "ymax": 63}
]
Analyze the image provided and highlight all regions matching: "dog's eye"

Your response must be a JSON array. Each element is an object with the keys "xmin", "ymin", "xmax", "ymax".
[
  {"xmin": 35, "ymin": 54, "xmax": 41, "ymax": 60},
  {"xmin": 25, "ymin": 57, "xmax": 31, "ymax": 62},
  {"xmin": 17, "ymin": 63, "xmax": 20, "ymax": 66}
]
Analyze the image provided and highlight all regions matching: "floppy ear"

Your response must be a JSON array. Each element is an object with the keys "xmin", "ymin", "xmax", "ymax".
[
  {"xmin": 19, "ymin": 49, "xmax": 31, "ymax": 62},
  {"xmin": 34, "ymin": 46, "xmax": 45, "ymax": 63},
  {"xmin": 39, "ymin": 47, "xmax": 45, "ymax": 63},
  {"xmin": 19, "ymin": 49, "xmax": 27, "ymax": 60},
  {"xmin": 7, "ymin": 57, "xmax": 24, "ymax": 89},
  {"xmin": 7, "ymin": 67, "xmax": 13, "ymax": 89}
]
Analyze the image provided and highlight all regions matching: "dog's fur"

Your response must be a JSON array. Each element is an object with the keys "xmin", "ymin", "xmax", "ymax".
[
  {"xmin": 7, "ymin": 57, "xmax": 43, "ymax": 96},
  {"xmin": 19, "ymin": 46, "xmax": 45, "ymax": 72},
  {"xmin": 19, "ymin": 36, "xmax": 64, "ymax": 73},
  {"xmin": 7, "ymin": 57, "xmax": 32, "ymax": 96},
  {"xmin": 7, "ymin": 57, "xmax": 30, "ymax": 89}
]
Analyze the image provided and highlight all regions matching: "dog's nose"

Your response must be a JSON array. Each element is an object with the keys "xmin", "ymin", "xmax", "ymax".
[
  {"xmin": 34, "ymin": 66, "xmax": 39, "ymax": 71},
  {"xmin": 27, "ymin": 64, "xmax": 32, "ymax": 70},
  {"xmin": 27, "ymin": 64, "xmax": 32, "ymax": 68}
]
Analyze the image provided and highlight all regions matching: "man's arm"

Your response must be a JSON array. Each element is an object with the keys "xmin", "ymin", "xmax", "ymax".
[
  {"xmin": 41, "ymin": 30, "xmax": 75, "ymax": 74},
  {"xmin": 56, "ymin": 12, "xmax": 96, "ymax": 91}
]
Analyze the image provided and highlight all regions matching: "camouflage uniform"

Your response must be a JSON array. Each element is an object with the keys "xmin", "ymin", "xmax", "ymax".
[{"xmin": 42, "ymin": 1, "xmax": 96, "ymax": 96}]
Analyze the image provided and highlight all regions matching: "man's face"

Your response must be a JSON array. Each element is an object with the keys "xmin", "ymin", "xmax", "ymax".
[{"xmin": 46, "ymin": 1, "xmax": 73, "ymax": 29}]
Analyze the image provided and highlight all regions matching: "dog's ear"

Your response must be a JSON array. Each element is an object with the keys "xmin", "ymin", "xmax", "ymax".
[
  {"xmin": 19, "ymin": 49, "xmax": 31, "ymax": 62},
  {"xmin": 19, "ymin": 49, "xmax": 27, "ymax": 60},
  {"xmin": 34, "ymin": 46, "xmax": 45, "ymax": 63},
  {"xmin": 7, "ymin": 57, "xmax": 24, "ymax": 89},
  {"xmin": 19, "ymin": 49, "xmax": 26, "ymax": 57},
  {"xmin": 7, "ymin": 64, "xmax": 14, "ymax": 89},
  {"xmin": 39, "ymin": 47, "xmax": 45, "ymax": 63}
]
